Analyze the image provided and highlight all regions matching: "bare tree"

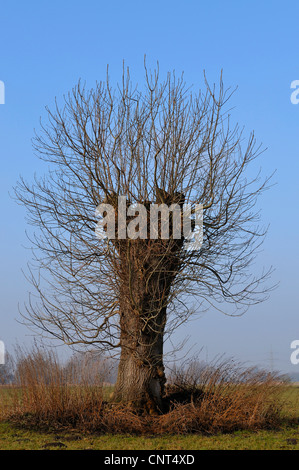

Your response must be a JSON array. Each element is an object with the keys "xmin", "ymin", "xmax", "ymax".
[{"xmin": 15, "ymin": 63, "xmax": 273, "ymax": 412}]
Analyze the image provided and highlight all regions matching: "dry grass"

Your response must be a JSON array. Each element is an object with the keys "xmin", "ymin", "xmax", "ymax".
[
  {"xmin": 2, "ymin": 345, "xmax": 106, "ymax": 430},
  {"xmin": 159, "ymin": 358, "xmax": 285, "ymax": 434},
  {"xmin": 1, "ymin": 347, "xmax": 288, "ymax": 435}
]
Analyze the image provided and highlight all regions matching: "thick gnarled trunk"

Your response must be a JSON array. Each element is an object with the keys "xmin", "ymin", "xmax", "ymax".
[
  {"xmin": 111, "ymin": 191, "xmax": 185, "ymax": 412},
  {"xmin": 113, "ymin": 304, "xmax": 167, "ymax": 413}
]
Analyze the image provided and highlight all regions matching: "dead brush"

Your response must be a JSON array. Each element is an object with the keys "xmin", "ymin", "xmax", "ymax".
[
  {"xmin": 4, "ymin": 348, "xmax": 287, "ymax": 435},
  {"xmin": 159, "ymin": 358, "xmax": 285, "ymax": 434},
  {"xmin": 6, "ymin": 344, "xmax": 106, "ymax": 430}
]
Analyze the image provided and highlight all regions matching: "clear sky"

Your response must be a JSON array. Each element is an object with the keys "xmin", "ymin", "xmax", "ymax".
[{"xmin": 0, "ymin": 0, "xmax": 298, "ymax": 374}]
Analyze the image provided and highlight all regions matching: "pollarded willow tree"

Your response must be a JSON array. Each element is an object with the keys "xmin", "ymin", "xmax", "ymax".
[{"xmin": 15, "ymin": 64, "xmax": 273, "ymax": 412}]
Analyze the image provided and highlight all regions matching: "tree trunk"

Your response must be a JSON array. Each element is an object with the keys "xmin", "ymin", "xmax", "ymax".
[
  {"xmin": 111, "ymin": 190, "xmax": 185, "ymax": 413},
  {"xmin": 113, "ymin": 303, "xmax": 167, "ymax": 414}
]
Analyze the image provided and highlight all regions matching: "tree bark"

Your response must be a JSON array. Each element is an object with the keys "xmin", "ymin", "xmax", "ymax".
[
  {"xmin": 113, "ymin": 301, "xmax": 167, "ymax": 413},
  {"xmin": 111, "ymin": 191, "xmax": 185, "ymax": 413}
]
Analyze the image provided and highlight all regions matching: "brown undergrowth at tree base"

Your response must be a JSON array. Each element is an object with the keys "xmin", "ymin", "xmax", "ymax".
[
  {"xmin": 1, "ymin": 348, "xmax": 289, "ymax": 435},
  {"xmin": 3, "ymin": 389, "xmax": 285, "ymax": 436}
]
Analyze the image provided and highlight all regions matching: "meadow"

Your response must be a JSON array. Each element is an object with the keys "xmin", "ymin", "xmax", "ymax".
[
  {"xmin": 0, "ymin": 346, "xmax": 299, "ymax": 450},
  {"xmin": 0, "ymin": 385, "xmax": 299, "ymax": 450}
]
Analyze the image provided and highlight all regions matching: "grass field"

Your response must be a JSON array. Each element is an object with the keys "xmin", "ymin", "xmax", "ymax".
[
  {"xmin": 1, "ymin": 420, "xmax": 299, "ymax": 450},
  {"xmin": 0, "ymin": 384, "xmax": 299, "ymax": 450}
]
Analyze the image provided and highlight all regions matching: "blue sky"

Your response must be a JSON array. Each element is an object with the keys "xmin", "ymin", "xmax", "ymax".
[{"xmin": 0, "ymin": 0, "xmax": 298, "ymax": 373}]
